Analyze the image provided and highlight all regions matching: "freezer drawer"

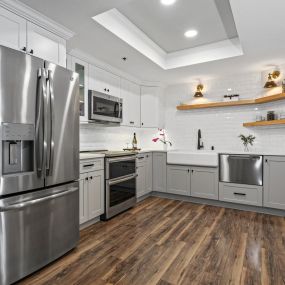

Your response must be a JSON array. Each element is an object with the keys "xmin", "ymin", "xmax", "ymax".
[
  {"xmin": 219, "ymin": 154, "xmax": 263, "ymax": 186},
  {"xmin": 0, "ymin": 182, "xmax": 79, "ymax": 285}
]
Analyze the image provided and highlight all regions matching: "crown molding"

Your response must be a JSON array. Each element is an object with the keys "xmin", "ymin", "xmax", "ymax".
[
  {"xmin": 69, "ymin": 48, "xmax": 165, "ymax": 88},
  {"xmin": 0, "ymin": 0, "xmax": 75, "ymax": 40}
]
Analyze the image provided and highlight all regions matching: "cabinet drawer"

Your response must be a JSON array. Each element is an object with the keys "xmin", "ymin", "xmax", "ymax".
[
  {"xmin": 80, "ymin": 159, "xmax": 104, "ymax": 173},
  {"xmin": 136, "ymin": 154, "xmax": 146, "ymax": 166},
  {"xmin": 219, "ymin": 182, "xmax": 263, "ymax": 206}
]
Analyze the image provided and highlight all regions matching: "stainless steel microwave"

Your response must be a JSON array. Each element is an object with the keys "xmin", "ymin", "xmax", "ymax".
[{"xmin": 88, "ymin": 90, "xmax": 123, "ymax": 123}]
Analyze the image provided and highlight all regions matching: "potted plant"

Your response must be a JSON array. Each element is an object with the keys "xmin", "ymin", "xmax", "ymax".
[{"xmin": 239, "ymin": 134, "xmax": 256, "ymax": 152}]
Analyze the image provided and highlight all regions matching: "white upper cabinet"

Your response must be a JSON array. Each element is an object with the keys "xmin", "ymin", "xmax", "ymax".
[
  {"xmin": 89, "ymin": 65, "xmax": 120, "ymax": 97},
  {"xmin": 108, "ymin": 72, "xmax": 121, "ymax": 97},
  {"xmin": 0, "ymin": 7, "xmax": 26, "ymax": 52},
  {"xmin": 121, "ymin": 78, "xmax": 141, "ymax": 127},
  {"xmin": 27, "ymin": 22, "xmax": 66, "ymax": 67},
  {"xmin": 141, "ymin": 86, "xmax": 161, "ymax": 128}
]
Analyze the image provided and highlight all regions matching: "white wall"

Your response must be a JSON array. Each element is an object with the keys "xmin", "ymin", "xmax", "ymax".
[{"xmin": 164, "ymin": 68, "xmax": 285, "ymax": 153}]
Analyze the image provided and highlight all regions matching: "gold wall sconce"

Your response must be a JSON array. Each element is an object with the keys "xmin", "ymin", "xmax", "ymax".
[
  {"xmin": 194, "ymin": 84, "xmax": 204, "ymax": 97},
  {"xmin": 264, "ymin": 70, "xmax": 280, "ymax": 88}
]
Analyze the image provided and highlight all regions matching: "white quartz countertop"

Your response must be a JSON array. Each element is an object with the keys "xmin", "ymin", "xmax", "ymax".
[{"xmin": 138, "ymin": 149, "xmax": 167, "ymax": 153}]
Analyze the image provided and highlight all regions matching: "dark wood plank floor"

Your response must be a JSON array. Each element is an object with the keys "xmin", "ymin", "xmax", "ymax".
[{"xmin": 19, "ymin": 197, "xmax": 285, "ymax": 285}]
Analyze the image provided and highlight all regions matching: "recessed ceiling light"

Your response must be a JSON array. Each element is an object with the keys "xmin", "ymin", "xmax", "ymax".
[
  {"xmin": 161, "ymin": 0, "xmax": 176, "ymax": 6},
  {"xmin": 184, "ymin": 30, "xmax": 198, "ymax": 38}
]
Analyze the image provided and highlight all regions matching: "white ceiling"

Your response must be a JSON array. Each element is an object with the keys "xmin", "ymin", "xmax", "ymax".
[
  {"xmin": 118, "ymin": 0, "xmax": 237, "ymax": 53},
  {"xmin": 17, "ymin": 0, "xmax": 285, "ymax": 85}
]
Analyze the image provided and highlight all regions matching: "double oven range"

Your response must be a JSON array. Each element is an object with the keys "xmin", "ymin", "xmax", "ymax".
[{"xmin": 100, "ymin": 151, "xmax": 138, "ymax": 220}]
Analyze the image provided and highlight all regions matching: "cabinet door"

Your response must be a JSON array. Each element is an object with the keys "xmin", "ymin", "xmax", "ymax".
[
  {"xmin": 141, "ymin": 86, "xmax": 159, "ymax": 128},
  {"xmin": 108, "ymin": 72, "xmax": 121, "ymax": 97},
  {"xmin": 79, "ymin": 173, "xmax": 89, "ymax": 224},
  {"xmin": 145, "ymin": 153, "xmax": 153, "ymax": 193},
  {"xmin": 89, "ymin": 65, "xmax": 108, "ymax": 93},
  {"xmin": 264, "ymin": 156, "xmax": 285, "ymax": 210},
  {"xmin": 153, "ymin": 152, "xmax": 167, "ymax": 192},
  {"xmin": 167, "ymin": 165, "xmax": 190, "ymax": 196},
  {"xmin": 121, "ymin": 79, "xmax": 141, "ymax": 127},
  {"xmin": 190, "ymin": 167, "xmax": 218, "ymax": 200},
  {"xmin": 88, "ymin": 170, "xmax": 105, "ymax": 219},
  {"xmin": 0, "ymin": 7, "xmax": 27, "ymax": 52},
  {"xmin": 27, "ymin": 22, "xmax": 66, "ymax": 67},
  {"xmin": 71, "ymin": 57, "xmax": 89, "ymax": 122},
  {"xmin": 136, "ymin": 164, "xmax": 147, "ymax": 198}
]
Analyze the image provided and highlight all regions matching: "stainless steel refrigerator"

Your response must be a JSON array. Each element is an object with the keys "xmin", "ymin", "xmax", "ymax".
[{"xmin": 0, "ymin": 46, "xmax": 79, "ymax": 285}]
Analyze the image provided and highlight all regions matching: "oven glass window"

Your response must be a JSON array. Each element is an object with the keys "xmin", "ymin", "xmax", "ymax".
[
  {"xmin": 109, "ymin": 159, "xmax": 136, "ymax": 180},
  {"xmin": 109, "ymin": 178, "xmax": 136, "ymax": 207},
  {"xmin": 93, "ymin": 96, "xmax": 120, "ymax": 118}
]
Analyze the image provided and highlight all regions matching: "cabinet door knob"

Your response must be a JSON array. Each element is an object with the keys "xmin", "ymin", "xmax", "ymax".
[
  {"xmin": 142, "ymin": 123, "xmax": 144, "ymax": 126},
  {"xmin": 107, "ymin": 89, "xmax": 110, "ymax": 92},
  {"xmin": 21, "ymin": 47, "xmax": 26, "ymax": 52},
  {"xmin": 90, "ymin": 176, "xmax": 93, "ymax": 180},
  {"xmin": 30, "ymin": 49, "xmax": 34, "ymax": 54},
  {"xmin": 265, "ymin": 159, "xmax": 268, "ymax": 163},
  {"xmin": 104, "ymin": 88, "xmax": 107, "ymax": 91},
  {"xmin": 85, "ymin": 177, "xmax": 89, "ymax": 181}
]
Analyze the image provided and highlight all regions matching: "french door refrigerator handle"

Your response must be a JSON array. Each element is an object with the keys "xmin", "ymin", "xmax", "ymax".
[
  {"xmin": 0, "ymin": 187, "xmax": 78, "ymax": 212},
  {"xmin": 35, "ymin": 68, "xmax": 46, "ymax": 177},
  {"xmin": 46, "ymin": 70, "xmax": 55, "ymax": 176}
]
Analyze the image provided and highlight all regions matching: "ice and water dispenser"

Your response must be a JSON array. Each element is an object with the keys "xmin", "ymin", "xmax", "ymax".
[{"xmin": 1, "ymin": 123, "xmax": 34, "ymax": 174}]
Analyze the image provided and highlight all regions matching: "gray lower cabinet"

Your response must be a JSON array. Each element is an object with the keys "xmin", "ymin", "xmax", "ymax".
[
  {"xmin": 219, "ymin": 182, "xmax": 263, "ymax": 206},
  {"xmin": 153, "ymin": 152, "xmax": 167, "ymax": 192},
  {"xmin": 80, "ymin": 159, "xmax": 104, "ymax": 224},
  {"xmin": 146, "ymin": 153, "xmax": 153, "ymax": 193},
  {"xmin": 137, "ymin": 163, "xmax": 147, "ymax": 198},
  {"xmin": 167, "ymin": 165, "xmax": 190, "ymax": 196},
  {"xmin": 136, "ymin": 153, "xmax": 153, "ymax": 198},
  {"xmin": 191, "ymin": 167, "xmax": 218, "ymax": 200},
  {"xmin": 79, "ymin": 173, "xmax": 89, "ymax": 224},
  {"xmin": 264, "ymin": 156, "xmax": 285, "ymax": 210}
]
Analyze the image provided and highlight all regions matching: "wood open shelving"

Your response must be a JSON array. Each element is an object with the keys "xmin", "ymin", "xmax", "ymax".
[
  {"xmin": 243, "ymin": 119, "xmax": 285, "ymax": 127},
  {"xmin": 177, "ymin": 93, "xmax": 285, "ymax": 110}
]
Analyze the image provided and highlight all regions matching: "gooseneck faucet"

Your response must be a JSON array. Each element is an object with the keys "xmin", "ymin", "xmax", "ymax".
[{"xmin": 197, "ymin": 129, "xmax": 204, "ymax": 150}]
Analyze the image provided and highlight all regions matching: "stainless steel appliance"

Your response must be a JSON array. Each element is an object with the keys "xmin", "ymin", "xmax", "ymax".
[
  {"xmin": 101, "ymin": 153, "xmax": 137, "ymax": 220},
  {"xmin": 0, "ymin": 46, "xmax": 79, "ymax": 285},
  {"xmin": 88, "ymin": 90, "xmax": 123, "ymax": 123},
  {"xmin": 219, "ymin": 154, "xmax": 263, "ymax": 186}
]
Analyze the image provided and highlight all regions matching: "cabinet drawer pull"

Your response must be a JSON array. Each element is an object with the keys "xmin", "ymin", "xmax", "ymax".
[
  {"xmin": 233, "ymin": 192, "xmax": 246, "ymax": 196},
  {"xmin": 83, "ymin": 164, "xmax": 95, "ymax": 168},
  {"xmin": 137, "ymin": 157, "xmax": 144, "ymax": 160},
  {"xmin": 130, "ymin": 121, "xmax": 134, "ymax": 124}
]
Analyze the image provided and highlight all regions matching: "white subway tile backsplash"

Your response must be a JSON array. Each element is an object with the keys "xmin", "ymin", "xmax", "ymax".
[
  {"xmin": 80, "ymin": 125, "xmax": 164, "ymax": 151},
  {"xmin": 165, "ymin": 70, "xmax": 285, "ymax": 153}
]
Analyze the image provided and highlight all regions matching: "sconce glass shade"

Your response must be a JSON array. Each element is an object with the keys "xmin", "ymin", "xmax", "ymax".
[{"xmin": 194, "ymin": 84, "xmax": 204, "ymax": 97}]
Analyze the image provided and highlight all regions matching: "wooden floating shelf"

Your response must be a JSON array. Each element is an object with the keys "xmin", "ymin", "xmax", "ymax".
[
  {"xmin": 243, "ymin": 119, "xmax": 285, "ymax": 127},
  {"xmin": 177, "ymin": 93, "xmax": 285, "ymax": 110}
]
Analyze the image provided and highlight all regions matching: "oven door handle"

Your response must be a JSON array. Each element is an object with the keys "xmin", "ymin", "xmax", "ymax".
[
  {"xmin": 108, "ymin": 174, "xmax": 138, "ymax": 186},
  {"xmin": 107, "ymin": 155, "xmax": 137, "ymax": 164}
]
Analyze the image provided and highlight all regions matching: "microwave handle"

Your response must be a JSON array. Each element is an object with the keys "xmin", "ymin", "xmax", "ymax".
[{"xmin": 119, "ymin": 102, "xmax": 122, "ymax": 119}]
